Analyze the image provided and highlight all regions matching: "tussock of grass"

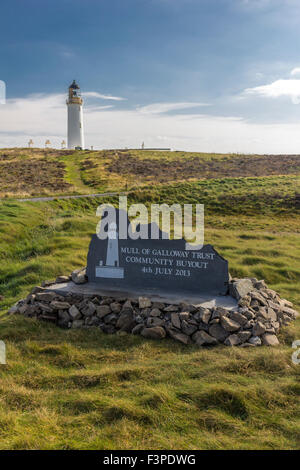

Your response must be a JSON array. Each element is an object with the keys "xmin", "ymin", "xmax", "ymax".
[{"xmin": 0, "ymin": 312, "xmax": 299, "ymax": 449}]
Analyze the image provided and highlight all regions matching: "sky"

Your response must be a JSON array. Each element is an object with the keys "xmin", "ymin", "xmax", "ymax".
[{"xmin": 1, "ymin": 0, "xmax": 300, "ymax": 152}]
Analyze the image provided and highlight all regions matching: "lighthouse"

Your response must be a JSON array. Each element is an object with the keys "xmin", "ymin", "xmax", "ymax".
[
  {"xmin": 66, "ymin": 80, "xmax": 84, "ymax": 149},
  {"xmin": 95, "ymin": 222, "xmax": 125, "ymax": 279}
]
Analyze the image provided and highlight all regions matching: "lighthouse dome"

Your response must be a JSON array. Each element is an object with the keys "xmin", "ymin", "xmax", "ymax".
[{"xmin": 69, "ymin": 80, "xmax": 80, "ymax": 89}]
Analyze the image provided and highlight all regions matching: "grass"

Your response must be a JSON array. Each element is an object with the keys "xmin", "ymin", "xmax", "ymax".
[
  {"xmin": 0, "ymin": 317, "xmax": 300, "ymax": 449},
  {"xmin": 1, "ymin": 148, "xmax": 300, "ymax": 197},
  {"xmin": 0, "ymin": 149, "xmax": 299, "ymax": 449}
]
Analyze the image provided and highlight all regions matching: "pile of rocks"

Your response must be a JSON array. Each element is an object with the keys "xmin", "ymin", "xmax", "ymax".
[{"xmin": 8, "ymin": 274, "xmax": 298, "ymax": 347}]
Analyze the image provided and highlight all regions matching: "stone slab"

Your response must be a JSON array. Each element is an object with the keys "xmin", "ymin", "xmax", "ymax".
[
  {"xmin": 86, "ymin": 209, "xmax": 229, "ymax": 297},
  {"xmin": 46, "ymin": 281, "xmax": 238, "ymax": 310}
]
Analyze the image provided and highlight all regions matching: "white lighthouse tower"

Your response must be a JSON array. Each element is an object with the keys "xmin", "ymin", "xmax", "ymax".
[
  {"xmin": 95, "ymin": 222, "xmax": 124, "ymax": 279},
  {"xmin": 66, "ymin": 80, "xmax": 84, "ymax": 149}
]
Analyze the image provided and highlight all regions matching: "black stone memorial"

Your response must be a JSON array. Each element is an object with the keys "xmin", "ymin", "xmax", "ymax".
[{"xmin": 86, "ymin": 210, "xmax": 229, "ymax": 297}]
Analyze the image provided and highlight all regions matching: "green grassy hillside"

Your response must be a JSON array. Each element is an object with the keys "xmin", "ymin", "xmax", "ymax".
[
  {"xmin": 1, "ymin": 148, "xmax": 300, "ymax": 197},
  {"xmin": 0, "ymin": 149, "xmax": 299, "ymax": 449}
]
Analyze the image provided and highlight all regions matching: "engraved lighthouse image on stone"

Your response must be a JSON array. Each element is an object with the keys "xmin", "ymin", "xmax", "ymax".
[{"xmin": 96, "ymin": 222, "xmax": 124, "ymax": 279}]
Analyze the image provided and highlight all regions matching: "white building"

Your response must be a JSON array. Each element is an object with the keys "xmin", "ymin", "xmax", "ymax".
[{"xmin": 66, "ymin": 80, "xmax": 84, "ymax": 149}]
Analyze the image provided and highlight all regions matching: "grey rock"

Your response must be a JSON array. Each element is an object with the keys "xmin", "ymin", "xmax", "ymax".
[
  {"xmin": 35, "ymin": 291, "xmax": 57, "ymax": 302},
  {"xmin": 96, "ymin": 305, "xmax": 111, "ymax": 318},
  {"xmin": 69, "ymin": 304, "xmax": 81, "ymax": 320},
  {"xmin": 121, "ymin": 300, "xmax": 134, "ymax": 313},
  {"xmin": 230, "ymin": 311, "xmax": 248, "ymax": 326},
  {"xmin": 192, "ymin": 330, "xmax": 218, "ymax": 346},
  {"xmin": 100, "ymin": 297, "xmax": 113, "ymax": 305},
  {"xmin": 104, "ymin": 313, "xmax": 118, "ymax": 324},
  {"xmin": 71, "ymin": 268, "xmax": 87, "ymax": 285},
  {"xmin": 242, "ymin": 309, "xmax": 255, "ymax": 320},
  {"xmin": 140, "ymin": 307, "xmax": 151, "ymax": 317},
  {"xmin": 224, "ymin": 334, "xmax": 241, "ymax": 346},
  {"xmin": 147, "ymin": 317, "xmax": 165, "ymax": 327},
  {"xmin": 149, "ymin": 308, "xmax": 161, "ymax": 317},
  {"xmin": 282, "ymin": 306, "xmax": 299, "ymax": 319},
  {"xmin": 152, "ymin": 302, "xmax": 166, "ymax": 310},
  {"xmin": 208, "ymin": 324, "xmax": 229, "ymax": 342},
  {"xmin": 110, "ymin": 302, "xmax": 122, "ymax": 313},
  {"xmin": 37, "ymin": 303, "xmax": 54, "ymax": 313},
  {"xmin": 272, "ymin": 321, "xmax": 280, "ymax": 332},
  {"xmin": 116, "ymin": 311, "xmax": 136, "ymax": 332},
  {"xmin": 138, "ymin": 297, "xmax": 152, "ymax": 309},
  {"xmin": 237, "ymin": 330, "xmax": 252, "ymax": 343},
  {"xmin": 164, "ymin": 304, "xmax": 179, "ymax": 312},
  {"xmin": 265, "ymin": 307, "xmax": 277, "ymax": 322},
  {"xmin": 141, "ymin": 326, "xmax": 166, "ymax": 339},
  {"xmin": 243, "ymin": 320, "xmax": 254, "ymax": 329},
  {"xmin": 132, "ymin": 324, "xmax": 144, "ymax": 335},
  {"xmin": 41, "ymin": 280, "xmax": 54, "ymax": 288},
  {"xmin": 179, "ymin": 303, "xmax": 197, "ymax": 313},
  {"xmin": 31, "ymin": 286, "xmax": 45, "ymax": 295},
  {"xmin": 211, "ymin": 307, "xmax": 228, "ymax": 320},
  {"xmin": 72, "ymin": 319, "xmax": 84, "ymax": 329},
  {"xmin": 230, "ymin": 279, "xmax": 254, "ymax": 300},
  {"xmin": 199, "ymin": 308, "xmax": 211, "ymax": 324},
  {"xmin": 266, "ymin": 300, "xmax": 281, "ymax": 312},
  {"xmin": 256, "ymin": 307, "xmax": 269, "ymax": 321},
  {"xmin": 39, "ymin": 312, "xmax": 57, "ymax": 322},
  {"xmin": 252, "ymin": 321, "xmax": 266, "ymax": 336},
  {"xmin": 50, "ymin": 300, "xmax": 71, "ymax": 310},
  {"xmin": 179, "ymin": 311, "xmax": 190, "ymax": 321},
  {"xmin": 250, "ymin": 291, "xmax": 268, "ymax": 306},
  {"xmin": 25, "ymin": 293, "xmax": 36, "ymax": 304},
  {"xmin": 171, "ymin": 313, "xmax": 181, "ymax": 329},
  {"xmin": 55, "ymin": 275, "xmax": 70, "ymax": 283},
  {"xmin": 265, "ymin": 328, "xmax": 276, "ymax": 334},
  {"xmin": 181, "ymin": 320, "xmax": 198, "ymax": 336},
  {"xmin": 86, "ymin": 316, "xmax": 100, "ymax": 326},
  {"xmin": 167, "ymin": 327, "xmax": 190, "ymax": 344},
  {"xmin": 82, "ymin": 301, "xmax": 96, "ymax": 317},
  {"xmin": 135, "ymin": 314, "xmax": 144, "ymax": 324},
  {"xmin": 254, "ymin": 280, "xmax": 267, "ymax": 290},
  {"xmin": 278, "ymin": 313, "xmax": 292, "ymax": 325},
  {"xmin": 265, "ymin": 288, "xmax": 277, "ymax": 299},
  {"xmin": 238, "ymin": 295, "xmax": 251, "ymax": 308},
  {"xmin": 20, "ymin": 304, "xmax": 38, "ymax": 316},
  {"xmin": 58, "ymin": 309, "xmax": 71, "ymax": 321},
  {"xmin": 262, "ymin": 333, "xmax": 280, "ymax": 346},
  {"xmin": 220, "ymin": 316, "xmax": 241, "ymax": 332}
]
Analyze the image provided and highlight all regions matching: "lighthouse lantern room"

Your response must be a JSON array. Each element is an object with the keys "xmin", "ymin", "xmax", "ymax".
[{"xmin": 67, "ymin": 80, "xmax": 84, "ymax": 149}]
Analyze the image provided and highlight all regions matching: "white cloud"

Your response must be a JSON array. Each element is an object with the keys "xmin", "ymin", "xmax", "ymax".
[
  {"xmin": 0, "ymin": 80, "xmax": 5, "ymax": 105},
  {"xmin": 2, "ymin": 91, "xmax": 300, "ymax": 153},
  {"xmin": 240, "ymin": 0, "xmax": 271, "ymax": 7},
  {"xmin": 137, "ymin": 102, "xmax": 210, "ymax": 114},
  {"xmin": 244, "ymin": 79, "xmax": 300, "ymax": 104},
  {"xmin": 290, "ymin": 67, "xmax": 300, "ymax": 76},
  {"xmin": 83, "ymin": 92, "xmax": 126, "ymax": 101}
]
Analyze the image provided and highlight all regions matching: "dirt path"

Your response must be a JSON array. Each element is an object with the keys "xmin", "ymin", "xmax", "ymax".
[{"xmin": 14, "ymin": 192, "xmax": 127, "ymax": 202}]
